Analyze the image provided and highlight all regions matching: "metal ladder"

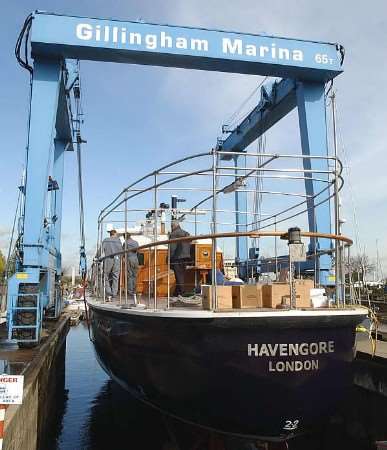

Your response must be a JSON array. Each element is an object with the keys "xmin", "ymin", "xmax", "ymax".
[{"xmin": 8, "ymin": 283, "xmax": 42, "ymax": 343}]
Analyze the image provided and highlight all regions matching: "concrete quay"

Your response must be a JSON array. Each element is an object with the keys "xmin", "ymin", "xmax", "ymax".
[{"xmin": 0, "ymin": 315, "xmax": 70, "ymax": 450}]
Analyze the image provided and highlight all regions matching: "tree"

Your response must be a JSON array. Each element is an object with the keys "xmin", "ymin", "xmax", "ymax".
[
  {"xmin": 0, "ymin": 250, "xmax": 5, "ymax": 281},
  {"xmin": 347, "ymin": 253, "xmax": 375, "ymax": 283}
]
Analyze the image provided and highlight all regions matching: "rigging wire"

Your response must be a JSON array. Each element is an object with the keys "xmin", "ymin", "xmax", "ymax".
[
  {"xmin": 222, "ymin": 76, "xmax": 268, "ymax": 132},
  {"xmin": 72, "ymin": 61, "xmax": 91, "ymax": 336},
  {"xmin": 334, "ymin": 95, "xmax": 362, "ymax": 256},
  {"xmin": 251, "ymin": 133, "xmax": 266, "ymax": 252}
]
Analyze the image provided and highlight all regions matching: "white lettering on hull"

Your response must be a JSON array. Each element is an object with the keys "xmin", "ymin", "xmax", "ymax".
[
  {"xmin": 248, "ymin": 341, "xmax": 334, "ymax": 373},
  {"xmin": 247, "ymin": 341, "xmax": 335, "ymax": 357},
  {"xmin": 269, "ymin": 359, "xmax": 319, "ymax": 372}
]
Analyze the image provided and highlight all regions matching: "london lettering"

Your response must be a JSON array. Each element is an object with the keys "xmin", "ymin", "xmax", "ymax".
[{"xmin": 247, "ymin": 341, "xmax": 335, "ymax": 373}]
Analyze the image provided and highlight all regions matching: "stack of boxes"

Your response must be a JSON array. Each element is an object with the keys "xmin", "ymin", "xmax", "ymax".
[
  {"xmin": 202, "ymin": 279, "xmax": 314, "ymax": 310},
  {"xmin": 261, "ymin": 280, "xmax": 314, "ymax": 309}
]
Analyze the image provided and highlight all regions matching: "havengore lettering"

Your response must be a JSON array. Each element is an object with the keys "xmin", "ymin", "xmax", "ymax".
[{"xmin": 247, "ymin": 341, "xmax": 335, "ymax": 357}]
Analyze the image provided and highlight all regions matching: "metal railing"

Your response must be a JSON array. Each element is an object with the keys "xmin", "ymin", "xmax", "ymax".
[
  {"xmin": 90, "ymin": 230, "xmax": 354, "ymax": 311},
  {"xmin": 91, "ymin": 150, "xmax": 348, "ymax": 309}
]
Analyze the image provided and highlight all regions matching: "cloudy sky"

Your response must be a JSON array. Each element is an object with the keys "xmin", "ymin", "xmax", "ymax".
[{"xmin": 0, "ymin": 0, "xmax": 386, "ymax": 275}]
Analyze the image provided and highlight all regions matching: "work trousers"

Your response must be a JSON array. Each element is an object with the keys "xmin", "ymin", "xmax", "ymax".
[
  {"xmin": 172, "ymin": 261, "xmax": 187, "ymax": 296},
  {"xmin": 104, "ymin": 256, "xmax": 120, "ymax": 297},
  {"xmin": 126, "ymin": 256, "xmax": 139, "ymax": 296}
]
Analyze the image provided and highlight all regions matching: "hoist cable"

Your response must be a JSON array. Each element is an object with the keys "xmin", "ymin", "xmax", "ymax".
[
  {"xmin": 72, "ymin": 62, "xmax": 91, "ymax": 338},
  {"xmin": 223, "ymin": 76, "xmax": 268, "ymax": 131}
]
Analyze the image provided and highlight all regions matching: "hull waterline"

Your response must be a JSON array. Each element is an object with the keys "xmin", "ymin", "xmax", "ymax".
[{"xmin": 88, "ymin": 301, "xmax": 366, "ymax": 441}]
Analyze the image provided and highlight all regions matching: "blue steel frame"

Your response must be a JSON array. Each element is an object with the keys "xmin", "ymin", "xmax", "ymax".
[
  {"xmin": 218, "ymin": 78, "xmax": 334, "ymax": 284},
  {"xmin": 6, "ymin": 55, "xmax": 75, "ymax": 342},
  {"xmin": 8, "ymin": 11, "xmax": 343, "ymax": 343}
]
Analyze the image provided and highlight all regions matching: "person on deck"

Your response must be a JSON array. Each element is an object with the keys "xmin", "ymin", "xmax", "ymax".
[
  {"xmin": 102, "ymin": 228, "xmax": 122, "ymax": 301},
  {"xmin": 124, "ymin": 233, "xmax": 139, "ymax": 303},
  {"xmin": 169, "ymin": 220, "xmax": 191, "ymax": 297}
]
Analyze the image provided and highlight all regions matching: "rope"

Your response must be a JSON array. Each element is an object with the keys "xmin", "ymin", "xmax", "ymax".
[{"xmin": 356, "ymin": 305, "xmax": 378, "ymax": 357}]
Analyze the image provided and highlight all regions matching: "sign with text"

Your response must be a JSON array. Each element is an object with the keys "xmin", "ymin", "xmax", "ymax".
[
  {"xmin": 31, "ymin": 13, "xmax": 343, "ymax": 80},
  {"xmin": 0, "ymin": 375, "xmax": 24, "ymax": 405}
]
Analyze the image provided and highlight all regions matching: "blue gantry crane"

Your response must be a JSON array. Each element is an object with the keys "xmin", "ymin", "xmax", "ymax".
[
  {"xmin": 217, "ymin": 76, "xmax": 336, "ymax": 283},
  {"xmin": 7, "ymin": 11, "xmax": 344, "ymax": 344}
]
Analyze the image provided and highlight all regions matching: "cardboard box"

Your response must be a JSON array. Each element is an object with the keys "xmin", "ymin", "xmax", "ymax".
[
  {"xmin": 262, "ymin": 280, "xmax": 313, "ymax": 309},
  {"xmin": 295, "ymin": 279, "xmax": 314, "ymax": 308},
  {"xmin": 201, "ymin": 285, "xmax": 233, "ymax": 310},
  {"xmin": 232, "ymin": 285, "xmax": 262, "ymax": 309},
  {"xmin": 262, "ymin": 283, "xmax": 290, "ymax": 308}
]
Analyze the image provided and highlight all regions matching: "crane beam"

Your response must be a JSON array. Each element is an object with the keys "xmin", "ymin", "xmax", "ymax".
[
  {"xmin": 218, "ymin": 78, "xmax": 296, "ymax": 159},
  {"xmin": 31, "ymin": 12, "xmax": 343, "ymax": 81}
]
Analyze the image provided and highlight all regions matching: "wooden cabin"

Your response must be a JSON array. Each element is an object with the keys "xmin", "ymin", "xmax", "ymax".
[{"xmin": 119, "ymin": 240, "xmax": 223, "ymax": 297}]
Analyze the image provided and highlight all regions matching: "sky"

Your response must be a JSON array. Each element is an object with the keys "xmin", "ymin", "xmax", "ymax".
[{"xmin": 0, "ymin": 0, "xmax": 386, "ymax": 276}]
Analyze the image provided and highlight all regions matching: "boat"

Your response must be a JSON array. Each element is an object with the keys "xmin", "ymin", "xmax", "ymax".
[{"xmin": 87, "ymin": 148, "xmax": 367, "ymax": 442}]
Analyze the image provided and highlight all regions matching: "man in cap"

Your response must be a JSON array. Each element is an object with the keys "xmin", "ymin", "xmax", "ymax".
[
  {"xmin": 102, "ymin": 227, "xmax": 122, "ymax": 301},
  {"xmin": 123, "ymin": 233, "xmax": 140, "ymax": 303},
  {"xmin": 169, "ymin": 220, "xmax": 191, "ymax": 297}
]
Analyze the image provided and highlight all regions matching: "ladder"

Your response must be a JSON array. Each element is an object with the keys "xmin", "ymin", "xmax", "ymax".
[{"xmin": 8, "ymin": 283, "xmax": 42, "ymax": 343}]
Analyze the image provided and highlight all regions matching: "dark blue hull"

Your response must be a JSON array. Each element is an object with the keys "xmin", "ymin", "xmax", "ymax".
[{"xmin": 88, "ymin": 304, "xmax": 364, "ymax": 441}]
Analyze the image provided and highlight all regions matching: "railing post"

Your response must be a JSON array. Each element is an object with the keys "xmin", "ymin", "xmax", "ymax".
[
  {"xmin": 289, "ymin": 248, "xmax": 295, "ymax": 309},
  {"xmin": 274, "ymin": 215, "xmax": 278, "ymax": 280},
  {"xmin": 102, "ymin": 260, "xmax": 106, "ymax": 303},
  {"xmin": 346, "ymin": 244, "xmax": 352, "ymax": 305},
  {"xmin": 211, "ymin": 150, "xmax": 218, "ymax": 310},
  {"xmin": 119, "ymin": 255, "xmax": 122, "ymax": 304},
  {"xmin": 153, "ymin": 172, "xmax": 158, "ymax": 310},
  {"xmin": 340, "ymin": 242, "xmax": 346, "ymax": 306},
  {"xmin": 124, "ymin": 191, "xmax": 128, "ymax": 305},
  {"xmin": 100, "ymin": 220, "xmax": 104, "ymax": 298},
  {"xmin": 167, "ymin": 243, "xmax": 170, "ymax": 309},
  {"xmin": 331, "ymin": 91, "xmax": 342, "ymax": 306},
  {"xmin": 148, "ymin": 248, "xmax": 151, "ymax": 306},
  {"xmin": 194, "ymin": 207, "xmax": 198, "ymax": 293}
]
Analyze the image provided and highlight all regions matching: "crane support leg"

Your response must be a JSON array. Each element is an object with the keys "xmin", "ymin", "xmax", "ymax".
[
  {"xmin": 52, "ymin": 139, "xmax": 66, "ymax": 274},
  {"xmin": 48, "ymin": 138, "xmax": 67, "ymax": 318},
  {"xmin": 7, "ymin": 57, "xmax": 68, "ymax": 343},
  {"xmin": 296, "ymin": 81, "xmax": 332, "ymax": 285},
  {"xmin": 23, "ymin": 58, "xmax": 62, "ymax": 267}
]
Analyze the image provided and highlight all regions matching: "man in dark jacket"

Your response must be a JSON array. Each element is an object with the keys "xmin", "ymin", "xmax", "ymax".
[
  {"xmin": 169, "ymin": 220, "xmax": 191, "ymax": 296},
  {"xmin": 123, "ymin": 233, "xmax": 139, "ymax": 303},
  {"xmin": 102, "ymin": 228, "xmax": 122, "ymax": 301}
]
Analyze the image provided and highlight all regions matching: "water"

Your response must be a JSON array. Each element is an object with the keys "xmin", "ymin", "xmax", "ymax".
[
  {"xmin": 43, "ymin": 325, "xmax": 386, "ymax": 450},
  {"xmin": 43, "ymin": 324, "xmax": 172, "ymax": 450}
]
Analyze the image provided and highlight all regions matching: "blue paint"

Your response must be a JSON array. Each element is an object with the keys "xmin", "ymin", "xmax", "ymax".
[
  {"xmin": 296, "ymin": 81, "xmax": 332, "ymax": 284},
  {"xmin": 216, "ymin": 77, "xmax": 334, "ymax": 284},
  {"xmin": 8, "ymin": 12, "xmax": 343, "ymax": 343},
  {"xmin": 23, "ymin": 57, "xmax": 62, "ymax": 267},
  {"xmin": 53, "ymin": 139, "xmax": 66, "ymax": 274},
  {"xmin": 6, "ymin": 58, "xmax": 71, "ymax": 343},
  {"xmin": 219, "ymin": 78, "xmax": 297, "ymax": 159},
  {"xmin": 31, "ymin": 12, "xmax": 343, "ymax": 81}
]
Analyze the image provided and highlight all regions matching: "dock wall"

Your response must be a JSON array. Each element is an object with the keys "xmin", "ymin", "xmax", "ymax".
[{"xmin": 3, "ymin": 315, "xmax": 70, "ymax": 450}]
